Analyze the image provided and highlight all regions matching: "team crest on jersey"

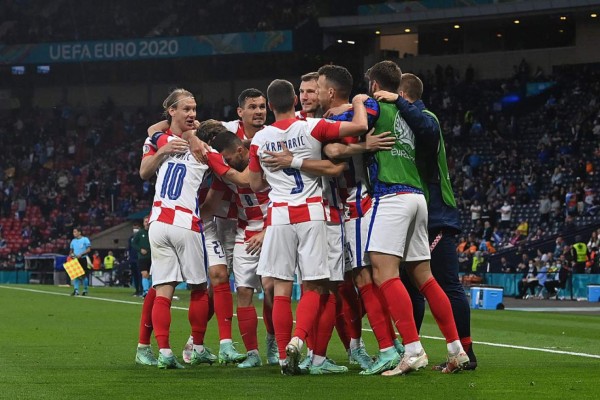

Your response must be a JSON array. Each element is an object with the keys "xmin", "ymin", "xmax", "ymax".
[
  {"xmin": 143, "ymin": 144, "xmax": 151, "ymax": 155},
  {"xmin": 394, "ymin": 112, "xmax": 415, "ymax": 150}
]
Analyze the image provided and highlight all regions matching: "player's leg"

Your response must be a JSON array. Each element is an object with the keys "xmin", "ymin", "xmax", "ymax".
[
  {"xmin": 135, "ymin": 286, "xmax": 158, "ymax": 366},
  {"xmin": 260, "ymin": 276, "xmax": 278, "ymax": 365},
  {"xmin": 233, "ymin": 243, "xmax": 262, "ymax": 368}
]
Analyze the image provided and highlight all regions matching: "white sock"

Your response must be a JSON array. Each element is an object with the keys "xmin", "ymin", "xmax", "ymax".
[
  {"xmin": 193, "ymin": 344, "xmax": 205, "ymax": 353},
  {"xmin": 220, "ymin": 338, "xmax": 232, "ymax": 345},
  {"xmin": 186, "ymin": 335, "xmax": 193, "ymax": 345},
  {"xmin": 159, "ymin": 348, "xmax": 174, "ymax": 357},
  {"xmin": 306, "ymin": 348, "xmax": 313, "ymax": 358},
  {"xmin": 311, "ymin": 355, "xmax": 326, "ymax": 366},
  {"xmin": 137, "ymin": 344, "xmax": 150, "ymax": 349},
  {"xmin": 291, "ymin": 336, "xmax": 304, "ymax": 351},
  {"xmin": 405, "ymin": 341, "xmax": 424, "ymax": 355},
  {"xmin": 447, "ymin": 340, "xmax": 463, "ymax": 354},
  {"xmin": 248, "ymin": 349, "xmax": 259, "ymax": 356},
  {"xmin": 380, "ymin": 346, "xmax": 395, "ymax": 354},
  {"xmin": 349, "ymin": 338, "xmax": 361, "ymax": 350}
]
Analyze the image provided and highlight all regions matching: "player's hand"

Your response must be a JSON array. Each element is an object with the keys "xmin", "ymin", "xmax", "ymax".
[
  {"xmin": 263, "ymin": 144, "xmax": 294, "ymax": 171},
  {"xmin": 323, "ymin": 103, "xmax": 352, "ymax": 118},
  {"xmin": 158, "ymin": 136, "xmax": 188, "ymax": 155},
  {"xmin": 373, "ymin": 90, "xmax": 399, "ymax": 103},
  {"xmin": 365, "ymin": 129, "xmax": 396, "ymax": 151},
  {"xmin": 352, "ymin": 94, "xmax": 369, "ymax": 104},
  {"xmin": 245, "ymin": 230, "xmax": 266, "ymax": 256},
  {"xmin": 189, "ymin": 136, "xmax": 210, "ymax": 164}
]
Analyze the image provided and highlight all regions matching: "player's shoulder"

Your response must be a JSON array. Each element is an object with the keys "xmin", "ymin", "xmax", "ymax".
[{"xmin": 221, "ymin": 120, "xmax": 240, "ymax": 133}]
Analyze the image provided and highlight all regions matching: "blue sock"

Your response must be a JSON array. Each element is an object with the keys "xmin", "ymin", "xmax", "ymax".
[
  {"xmin": 142, "ymin": 277, "xmax": 150, "ymax": 293},
  {"xmin": 73, "ymin": 278, "xmax": 80, "ymax": 293},
  {"xmin": 83, "ymin": 276, "xmax": 89, "ymax": 292}
]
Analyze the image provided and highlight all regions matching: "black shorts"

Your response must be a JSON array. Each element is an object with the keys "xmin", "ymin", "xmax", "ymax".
[{"xmin": 138, "ymin": 258, "xmax": 151, "ymax": 273}]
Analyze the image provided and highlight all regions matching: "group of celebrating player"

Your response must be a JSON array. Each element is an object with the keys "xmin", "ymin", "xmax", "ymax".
[{"xmin": 133, "ymin": 59, "xmax": 478, "ymax": 377}]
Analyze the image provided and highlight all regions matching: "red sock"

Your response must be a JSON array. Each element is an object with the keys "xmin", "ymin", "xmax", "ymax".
[
  {"xmin": 273, "ymin": 296, "xmax": 293, "ymax": 359},
  {"xmin": 188, "ymin": 289, "xmax": 209, "ymax": 345},
  {"xmin": 152, "ymin": 296, "xmax": 172, "ymax": 349},
  {"xmin": 461, "ymin": 337, "xmax": 473, "ymax": 352},
  {"xmin": 262, "ymin": 299, "xmax": 275, "ymax": 335},
  {"xmin": 293, "ymin": 290, "xmax": 320, "ymax": 340},
  {"xmin": 419, "ymin": 277, "xmax": 459, "ymax": 343},
  {"xmin": 213, "ymin": 282, "xmax": 233, "ymax": 341},
  {"xmin": 138, "ymin": 287, "xmax": 156, "ymax": 345},
  {"xmin": 313, "ymin": 294, "xmax": 337, "ymax": 357},
  {"xmin": 338, "ymin": 280, "xmax": 362, "ymax": 340},
  {"xmin": 373, "ymin": 283, "xmax": 397, "ymax": 341},
  {"xmin": 334, "ymin": 293, "xmax": 350, "ymax": 350},
  {"xmin": 207, "ymin": 294, "xmax": 214, "ymax": 322},
  {"xmin": 358, "ymin": 283, "xmax": 395, "ymax": 349},
  {"xmin": 237, "ymin": 306, "xmax": 258, "ymax": 352},
  {"xmin": 378, "ymin": 278, "xmax": 420, "ymax": 345}
]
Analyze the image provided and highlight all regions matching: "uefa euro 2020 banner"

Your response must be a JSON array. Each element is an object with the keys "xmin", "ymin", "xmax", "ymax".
[{"xmin": 0, "ymin": 30, "xmax": 292, "ymax": 64}]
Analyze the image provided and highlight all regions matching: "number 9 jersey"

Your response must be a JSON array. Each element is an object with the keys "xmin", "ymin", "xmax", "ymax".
[{"xmin": 249, "ymin": 117, "xmax": 342, "ymax": 226}]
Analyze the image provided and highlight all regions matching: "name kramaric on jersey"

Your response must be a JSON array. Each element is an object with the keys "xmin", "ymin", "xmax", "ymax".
[{"xmin": 263, "ymin": 136, "xmax": 307, "ymax": 152}]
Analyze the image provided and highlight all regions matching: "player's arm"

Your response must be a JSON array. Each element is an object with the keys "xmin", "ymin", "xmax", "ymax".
[
  {"xmin": 337, "ymin": 95, "xmax": 370, "ymax": 137},
  {"xmin": 263, "ymin": 145, "xmax": 346, "ymax": 177},
  {"xmin": 147, "ymin": 120, "xmax": 170, "ymax": 137},
  {"xmin": 248, "ymin": 144, "xmax": 269, "ymax": 192},
  {"xmin": 206, "ymin": 152, "xmax": 250, "ymax": 188},
  {"xmin": 200, "ymin": 187, "xmax": 221, "ymax": 221},
  {"xmin": 323, "ymin": 130, "xmax": 395, "ymax": 159},
  {"xmin": 223, "ymin": 167, "xmax": 250, "ymax": 188},
  {"xmin": 139, "ymin": 137, "xmax": 189, "ymax": 180}
]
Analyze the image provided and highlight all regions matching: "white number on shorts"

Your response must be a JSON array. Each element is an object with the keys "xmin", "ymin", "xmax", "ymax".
[
  {"xmin": 160, "ymin": 162, "xmax": 187, "ymax": 200},
  {"xmin": 283, "ymin": 168, "xmax": 304, "ymax": 194},
  {"xmin": 212, "ymin": 241, "xmax": 225, "ymax": 258}
]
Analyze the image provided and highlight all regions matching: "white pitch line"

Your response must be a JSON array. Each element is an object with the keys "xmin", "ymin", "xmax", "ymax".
[{"xmin": 3, "ymin": 285, "xmax": 600, "ymax": 359}]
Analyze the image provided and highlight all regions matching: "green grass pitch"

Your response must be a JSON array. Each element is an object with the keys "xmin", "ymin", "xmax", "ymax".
[{"xmin": 1, "ymin": 285, "xmax": 599, "ymax": 400}]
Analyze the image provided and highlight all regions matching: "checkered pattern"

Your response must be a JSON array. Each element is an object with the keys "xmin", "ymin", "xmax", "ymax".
[
  {"xmin": 221, "ymin": 120, "xmax": 249, "ymax": 140},
  {"xmin": 63, "ymin": 258, "xmax": 85, "ymax": 280}
]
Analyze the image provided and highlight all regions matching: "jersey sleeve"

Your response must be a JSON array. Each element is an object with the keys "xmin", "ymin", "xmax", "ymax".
[
  {"xmin": 249, "ymin": 144, "xmax": 262, "ymax": 172},
  {"xmin": 206, "ymin": 151, "xmax": 231, "ymax": 177},
  {"xmin": 142, "ymin": 138, "xmax": 157, "ymax": 159},
  {"xmin": 309, "ymin": 118, "xmax": 342, "ymax": 142},
  {"xmin": 364, "ymin": 97, "xmax": 380, "ymax": 129}
]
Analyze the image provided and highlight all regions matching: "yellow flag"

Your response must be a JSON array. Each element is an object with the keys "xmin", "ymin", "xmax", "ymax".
[{"xmin": 64, "ymin": 258, "xmax": 86, "ymax": 280}]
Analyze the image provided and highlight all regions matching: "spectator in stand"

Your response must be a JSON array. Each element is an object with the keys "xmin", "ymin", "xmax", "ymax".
[
  {"xmin": 499, "ymin": 257, "xmax": 515, "ymax": 273},
  {"xmin": 470, "ymin": 200, "xmax": 482, "ymax": 226},
  {"xmin": 553, "ymin": 236, "xmax": 566, "ymax": 259},
  {"xmin": 588, "ymin": 230, "xmax": 600, "ymax": 250},
  {"xmin": 516, "ymin": 219, "xmax": 529, "ymax": 238},
  {"xmin": 498, "ymin": 201, "xmax": 512, "ymax": 230},
  {"xmin": 0, "ymin": 234, "xmax": 6, "ymax": 249},
  {"xmin": 538, "ymin": 194, "xmax": 551, "ymax": 225}
]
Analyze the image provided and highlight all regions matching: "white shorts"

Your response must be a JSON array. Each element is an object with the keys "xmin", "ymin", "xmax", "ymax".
[
  {"xmin": 327, "ymin": 223, "xmax": 345, "ymax": 282},
  {"xmin": 203, "ymin": 220, "xmax": 227, "ymax": 268},
  {"xmin": 149, "ymin": 221, "xmax": 207, "ymax": 286},
  {"xmin": 365, "ymin": 193, "xmax": 430, "ymax": 261},
  {"xmin": 233, "ymin": 243, "xmax": 261, "ymax": 290},
  {"xmin": 344, "ymin": 215, "xmax": 371, "ymax": 269},
  {"xmin": 258, "ymin": 221, "xmax": 328, "ymax": 282},
  {"xmin": 216, "ymin": 217, "xmax": 236, "ymax": 270}
]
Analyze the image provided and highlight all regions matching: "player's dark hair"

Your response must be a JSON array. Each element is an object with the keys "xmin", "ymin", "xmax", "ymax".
[
  {"xmin": 300, "ymin": 72, "xmax": 319, "ymax": 82},
  {"xmin": 317, "ymin": 65, "xmax": 353, "ymax": 99},
  {"xmin": 211, "ymin": 132, "xmax": 243, "ymax": 153},
  {"xmin": 400, "ymin": 73, "xmax": 423, "ymax": 101},
  {"xmin": 196, "ymin": 119, "xmax": 228, "ymax": 145},
  {"xmin": 162, "ymin": 88, "xmax": 194, "ymax": 124},
  {"xmin": 267, "ymin": 79, "xmax": 296, "ymax": 114},
  {"xmin": 237, "ymin": 88, "xmax": 266, "ymax": 108},
  {"xmin": 365, "ymin": 60, "xmax": 402, "ymax": 92}
]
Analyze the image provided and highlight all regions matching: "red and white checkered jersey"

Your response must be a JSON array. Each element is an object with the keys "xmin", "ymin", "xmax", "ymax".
[
  {"xmin": 149, "ymin": 150, "xmax": 209, "ymax": 233},
  {"xmin": 221, "ymin": 120, "xmax": 248, "ymax": 140},
  {"xmin": 249, "ymin": 117, "xmax": 342, "ymax": 225},
  {"xmin": 142, "ymin": 137, "xmax": 158, "ymax": 159},
  {"xmin": 322, "ymin": 176, "xmax": 344, "ymax": 224},
  {"xmin": 336, "ymin": 136, "xmax": 372, "ymax": 220},
  {"xmin": 216, "ymin": 178, "xmax": 269, "ymax": 243}
]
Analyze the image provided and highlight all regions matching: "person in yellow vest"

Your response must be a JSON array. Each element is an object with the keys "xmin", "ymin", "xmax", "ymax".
[
  {"xmin": 103, "ymin": 250, "xmax": 116, "ymax": 286},
  {"xmin": 571, "ymin": 236, "xmax": 588, "ymax": 274}
]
